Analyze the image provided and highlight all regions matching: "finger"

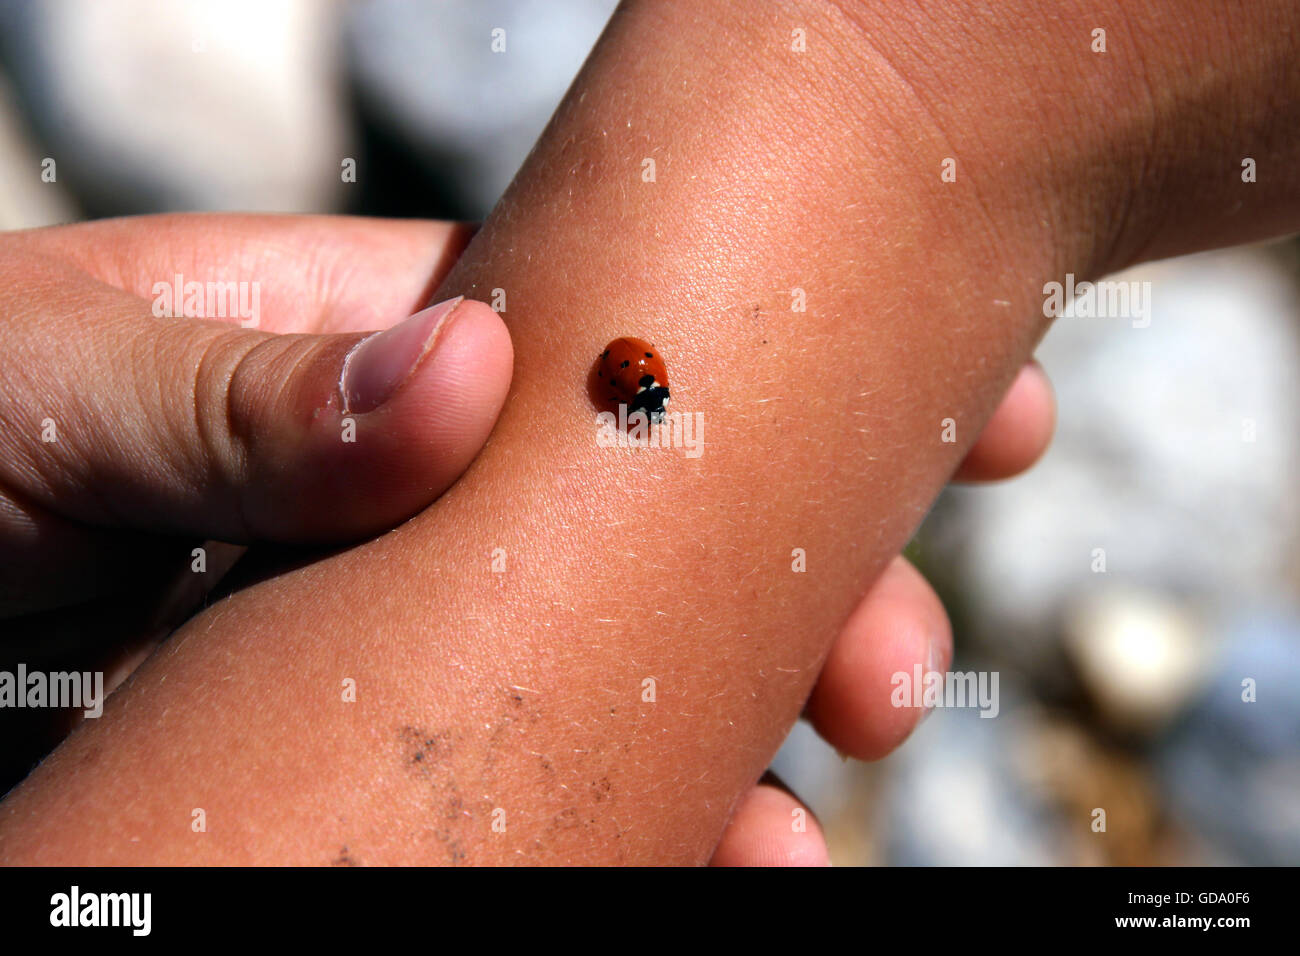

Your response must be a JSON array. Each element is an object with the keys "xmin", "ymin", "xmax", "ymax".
[
  {"xmin": 710, "ymin": 772, "xmax": 830, "ymax": 866},
  {"xmin": 21, "ymin": 213, "xmax": 477, "ymax": 335},
  {"xmin": 0, "ymin": 266, "xmax": 511, "ymax": 610},
  {"xmin": 0, "ymin": 493, "xmax": 184, "ymax": 615},
  {"xmin": 953, "ymin": 360, "xmax": 1055, "ymax": 482},
  {"xmin": 804, "ymin": 556, "xmax": 953, "ymax": 761}
]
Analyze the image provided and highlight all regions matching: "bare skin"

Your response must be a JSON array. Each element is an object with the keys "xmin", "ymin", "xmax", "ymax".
[
  {"xmin": 1, "ymin": 0, "xmax": 1297, "ymax": 864},
  {"xmin": 0, "ymin": 210, "xmax": 1049, "ymax": 865}
]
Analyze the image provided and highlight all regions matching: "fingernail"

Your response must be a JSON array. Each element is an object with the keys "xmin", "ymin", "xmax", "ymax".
[{"xmin": 341, "ymin": 296, "xmax": 465, "ymax": 413}]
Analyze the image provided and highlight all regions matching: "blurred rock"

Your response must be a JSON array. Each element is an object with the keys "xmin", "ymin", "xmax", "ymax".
[
  {"xmin": 924, "ymin": 245, "xmax": 1300, "ymax": 682},
  {"xmin": 1155, "ymin": 609, "xmax": 1300, "ymax": 865},
  {"xmin": 1062, "ymin": 586, "xmax": 1211, "ymax": 734},
  {"xmin": 878, "ymin": 696, "xmax": 1073, "ymax": 865},
  {"xmin": 345, "ymin": 0, "xmax": 618, "ymax": 218},
  {"xmin": 0, "ymin": 0, "xmax": 348, "ymax": 214},
  {"xmin": 0, "ymin": 74, "xmax": 75, "ymax": 229},
  {"xmin": 1016, "ymin": 715, "xmax": 1166, "ymax": 865}
]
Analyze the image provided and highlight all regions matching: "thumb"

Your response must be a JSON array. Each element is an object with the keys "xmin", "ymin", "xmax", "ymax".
[{"xmin": 4, "ymin": 294, "xmax": 513, "ymax": 544}]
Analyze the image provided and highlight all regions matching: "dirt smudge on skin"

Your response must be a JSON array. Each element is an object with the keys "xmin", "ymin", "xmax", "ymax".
[{"xmin": 331, "ymin": 845, "xmax": 359, "ymax": 866}]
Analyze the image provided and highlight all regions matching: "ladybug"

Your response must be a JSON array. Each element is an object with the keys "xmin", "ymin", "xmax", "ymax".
[{"xmin": 598, "ymin": 337, "xmax": 670, "ymax": 423}]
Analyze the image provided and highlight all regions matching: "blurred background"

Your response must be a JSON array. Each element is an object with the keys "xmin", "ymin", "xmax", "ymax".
[{"xmin": 0, "ymin": 0, "xmax": 1296, "ymax": 865}]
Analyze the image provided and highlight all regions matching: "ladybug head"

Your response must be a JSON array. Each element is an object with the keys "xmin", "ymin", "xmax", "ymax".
[{"xmin": 630, "ymin": 384, "xmax": 670, "ymax": 424}]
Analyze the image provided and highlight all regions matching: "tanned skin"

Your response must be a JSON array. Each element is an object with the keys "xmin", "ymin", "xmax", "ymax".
[{"xmin": 1, "ymin": 0, "xmax": 1297, "ymax": 863}]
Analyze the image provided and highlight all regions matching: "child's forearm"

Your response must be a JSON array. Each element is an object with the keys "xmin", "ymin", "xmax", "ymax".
[{"xmin": 2, "ymin": 0, "xmax": 1296, "ymax": 864}]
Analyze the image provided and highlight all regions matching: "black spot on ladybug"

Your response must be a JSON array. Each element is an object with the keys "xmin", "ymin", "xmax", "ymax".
[
  {"xmin": 601, "ymin": 350, "xmax": 609, "ymax": 359},
  {"xmin": 645, "ymin": 352, "xmax": 653, "ymax": 358},
  {"xmin": 638, "ymin": 374, "xmax": 654, "ymax": 388},
  {"xmin": 620, "ymin": 360, "xmax": 629, "ymax": 368},
  {"xmin": 610, "ymin": 379, "xmax": 617, "ymax": 387},
  {"xmin": 630, "ymin": 385, "xmax": 670, "ymax": 423}
]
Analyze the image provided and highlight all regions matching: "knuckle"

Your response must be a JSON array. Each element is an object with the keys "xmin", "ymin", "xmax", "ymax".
[
  {"xmin": 191, "ymin": 329, "xmax": 343, "ymax": 537},
  {"xmin": 186, "ymin": 327, "xmax": 268, "ymax": 530}
]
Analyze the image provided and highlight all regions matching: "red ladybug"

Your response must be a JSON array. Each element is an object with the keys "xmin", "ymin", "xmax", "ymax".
[{"xmin": 598, "ymin": 337, "xmax": 670, "ymax": 422}]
